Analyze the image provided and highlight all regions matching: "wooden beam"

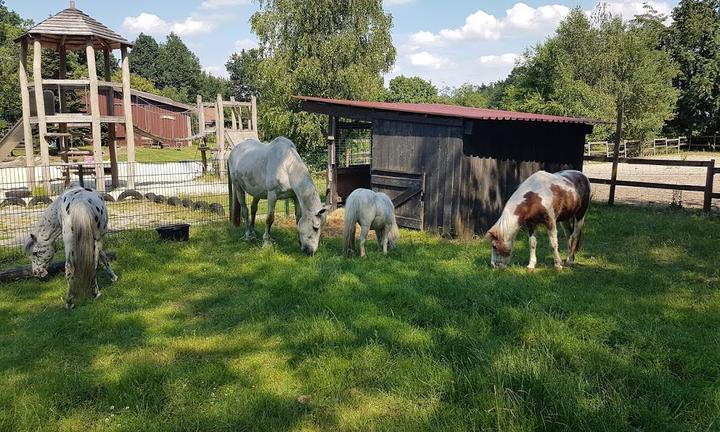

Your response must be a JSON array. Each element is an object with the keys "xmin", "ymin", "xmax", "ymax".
[
  {"xmin": 0, "ymin": 252, "xmax": 117, "ymax": 283},
  {"xmin": 32, "ymin": 115, "xmax": 125, "ymax": 124},
  {"xmin": 327, "ymin": 116, "xmax": 337, "ymax": 208},
  {"xmin": 185, "ymin": 113, "xmax": 192, "ymax": 145},
  {"xmin": 229, "ymin": 96, "xmax": 238, "ymax": 130},
  {"xmin": 216, "ymin": 94, "xmax": 226, "ymax": 179},
  {"xmin": 121, "ymin": 46, "xmax": 136, "ymax": 189},
  {"xmin": 104, "ymin": 47, "xmax": 119, "ymax": 189},
  {"xmin": 86, "ymin": 39, "xmax": 104, "ymax": 191},
  {"xmin": 32, "ymin": 38, "xmax": 50, "ymax": 190},
  {"xmin": 59, "ymin": 44, "xmax": 69, "ymax": 184},
  {"xmin": 251, "ymin": 95, "xmax": 258, "ymax": 132},
  {"xmin": 704, "ymin": 159, "xmax": 715, "ymax": 212},
  {"xmin": 19, "ymin": 38, "xmax": 35, "ymax": 187},
  {"xmin": 197, "ymin": 95, "xmax": 205, "ymax": 136}
]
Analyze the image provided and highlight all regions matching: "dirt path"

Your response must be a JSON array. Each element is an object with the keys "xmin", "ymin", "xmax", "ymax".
[{"xmin": 583, "ymin": 154, "xmax": 720, "ymax": 210}]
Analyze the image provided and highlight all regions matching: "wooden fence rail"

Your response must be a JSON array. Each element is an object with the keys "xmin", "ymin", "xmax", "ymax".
[{"xmin": 584, "ymin": 156, "xmax": 716, "ymax": 211}]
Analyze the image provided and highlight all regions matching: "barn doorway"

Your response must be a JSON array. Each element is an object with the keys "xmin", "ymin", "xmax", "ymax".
[{"xmin": 335, "ymin": 120, "xmax": 372, "ymax": 206}]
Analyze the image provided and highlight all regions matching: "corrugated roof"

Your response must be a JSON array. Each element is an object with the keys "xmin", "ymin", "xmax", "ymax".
[
  {"xmin": 295, "ymin": 96, "xmax": 602, "ymax": 125},
  {"xmin": 16, "ymin": 5, "xmax": 131, "ymax": 50}
]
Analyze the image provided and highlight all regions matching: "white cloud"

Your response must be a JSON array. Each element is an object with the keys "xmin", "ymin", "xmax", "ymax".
[
  {"xmin": 409, "ymin": 51, "xmax": 448, "ymax": 69},
  {"xmin": 409, "ymin": 31, "xmax": 438, "ymax": 46},
  {"xmin": 505, "ymin": 3, "xmax": 570, "ymax": 30},
  {"xmin": 234, "ymin": 38, "xmax": 258, "ymax": 51},
  {"xmin": 200, "ymin": 0, "xmax": 249, "ymax": 10},
  {"xmin": 122, "ymin": 13, "xmax": 214, "ymax": 36},
  {"xmin": 478, "ymin": 53, "xmax": 521, "ymax": 66},
  {"xmin": 203, "ymin": 65, "xmax": 229, "ymax": 78},
  {"xmin": 599, "ymin": 0, "xmax": 672, "ymax": 21},
  {"xmin": 440, "ymin": 9, "xmax": 502, "ymax": 41}
]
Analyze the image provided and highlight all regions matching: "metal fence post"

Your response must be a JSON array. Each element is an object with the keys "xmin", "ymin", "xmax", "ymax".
[{"xmin": 704, "ymin": 159, "xmax": 715, "ymax": 212}]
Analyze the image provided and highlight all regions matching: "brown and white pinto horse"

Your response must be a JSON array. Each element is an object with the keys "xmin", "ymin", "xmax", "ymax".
[{"xmin": 485, "ymin": 170, "xmax": 590, "ymax": 270}]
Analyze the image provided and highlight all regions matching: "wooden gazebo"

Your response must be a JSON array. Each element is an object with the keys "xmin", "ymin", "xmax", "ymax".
[{"xmin": 15, "ymin": 1, "xmax": 137, "ymax": 191}]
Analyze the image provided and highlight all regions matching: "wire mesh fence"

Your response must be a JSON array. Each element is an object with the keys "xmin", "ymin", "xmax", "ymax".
[{"xmin": 0, "ymin": 157, "xmax": 328, "ymax": 254}]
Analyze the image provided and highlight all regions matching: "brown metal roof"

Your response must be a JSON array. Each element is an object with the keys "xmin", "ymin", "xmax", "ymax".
[
  {"xmin": 295, "ymin": 96, "xmax": 603, "ymax": 125},
  {"xmin": 16, "ymin": 4, "xmax": 132, "ymax": 50}
]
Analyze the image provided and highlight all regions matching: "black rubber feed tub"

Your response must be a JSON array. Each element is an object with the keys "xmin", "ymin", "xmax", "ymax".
[{"xmin": 156, "ymin": 223, "xmax": 190, "ymax": 241}]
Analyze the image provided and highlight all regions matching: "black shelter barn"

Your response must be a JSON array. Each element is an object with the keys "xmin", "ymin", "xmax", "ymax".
[{"xmin": 297, "ymin": 96, "xmax": 596, "ymax": 238}]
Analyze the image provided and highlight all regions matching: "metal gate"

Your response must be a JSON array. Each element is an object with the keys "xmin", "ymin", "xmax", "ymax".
[{"xmin": 371, "ymin": 169, "xmax": 425, "ymax": 230}]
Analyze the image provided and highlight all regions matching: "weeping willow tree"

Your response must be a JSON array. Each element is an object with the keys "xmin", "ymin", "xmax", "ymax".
[{"xmin": 245, "ymin": 0, "xmax": 396, "ymax": 154}]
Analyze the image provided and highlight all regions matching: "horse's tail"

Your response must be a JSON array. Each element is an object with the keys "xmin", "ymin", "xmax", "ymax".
[
  {"xmin": 343, "ymin": 205, "xmax": 357, "ymax": 257},
  {"xmin": 65, "ymin": 202, "xmax": 98, "ymax": 300},
  {"xmin": 228, "ymin": 160, "xmax": 243, "ymax": 227}
]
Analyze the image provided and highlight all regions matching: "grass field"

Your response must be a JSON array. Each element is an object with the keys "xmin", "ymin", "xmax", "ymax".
[{"xmin": 0, "ymin": 204, "xmax": 718, "ymax": 431}]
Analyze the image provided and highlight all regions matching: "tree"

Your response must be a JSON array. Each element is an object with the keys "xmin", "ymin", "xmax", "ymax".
[
  {"xmin": 0, "ymin": 0, "xmax": 29, "ymax": 134},
  {"xmin": 226, "ymin": 48, "xmax": 261, "ymax": 100},
  {"xmin": 198, "ymin": 71, "xmax": 231, "ymax": 101},
  {"xmin": 663, "ymin": 0, "xmax": 720, "ymax": 135},
  {"xmin": 499, "ymin": 7, "xmax": 678, "ymax": 142},
  {"xmin": 128, "ymin": 33, "xmax": 161, "ymax": 83},
  {"xmin": 248, "ymin": 0, "xmax": 396, "ymax": 152},
  {"xmin": 437, "ymin": 83, "xmax": 506, "ymax": 108},
  {"xmin": 385, "ymin": 76, "xmax": 437, "ymax": 103},
  {"xmin": 155, "ymin": 33, "xmax": 202, "ymax": 101}
]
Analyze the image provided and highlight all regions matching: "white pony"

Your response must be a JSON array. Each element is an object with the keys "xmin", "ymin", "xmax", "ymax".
[
  {"xmin": 343, "ymin": 188, "xmax": 400, "ymax": 257},
  {"xmin": 486, "ymin": 170, "xmax": 590, "ymax": 270},
  {"xmin": 228, "ymin": 137, "xmax": 331, "ymax": 255},
  {"xmin": 24, "ymin": 187, "xmax": 117, "ymax": 308}
]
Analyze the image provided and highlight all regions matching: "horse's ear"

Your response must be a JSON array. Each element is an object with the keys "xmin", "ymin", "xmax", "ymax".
[{"xmin": 24, "ymin": 233, "xmax": 37, "ymax": 253}]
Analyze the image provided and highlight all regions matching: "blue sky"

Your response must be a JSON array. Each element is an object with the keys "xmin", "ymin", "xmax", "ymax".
[{"xmin": 9, "ymin": 0, "xmax": 677, "ymax": 88}]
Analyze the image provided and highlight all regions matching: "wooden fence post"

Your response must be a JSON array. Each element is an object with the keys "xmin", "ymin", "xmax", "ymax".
[
  {"xmin": 609, "ymin": 101, "xmax": 624, "ymax": 206},
  {"xmin": 704, "ymin": 159, "xmax": 715, "ymax": 212}
]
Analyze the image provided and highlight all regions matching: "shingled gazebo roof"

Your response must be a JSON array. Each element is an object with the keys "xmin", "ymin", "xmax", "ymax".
[{"xmin": 15, "ymin": 3, "xmax": 132, "ymax": 50}]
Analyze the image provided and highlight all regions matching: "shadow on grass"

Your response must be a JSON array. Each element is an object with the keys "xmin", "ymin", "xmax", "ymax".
[{"xmin": 0, "ymin": 203, "xmax": 718, "ymax": 430}]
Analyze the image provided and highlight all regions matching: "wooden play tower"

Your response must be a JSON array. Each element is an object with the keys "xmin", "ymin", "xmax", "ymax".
[{"xmin": 15, "ymin": 1, "xmax": 137, "ymax": 191}]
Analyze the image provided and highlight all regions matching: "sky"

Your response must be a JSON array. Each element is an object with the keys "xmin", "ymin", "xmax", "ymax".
[{"xmin": 8, "ymin": 0, "xmax": 678, "ymax": 89}]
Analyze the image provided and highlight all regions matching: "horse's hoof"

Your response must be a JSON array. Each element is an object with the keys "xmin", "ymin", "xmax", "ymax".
[
  {"xmin": 65, "ymin": 302, "xmax": 75, "ymax": 310},
  {"xmin": 245, "ymin": 234, "xmax": 256, "ymax": 242},
  {"xmin": 526, "ymin": 267, "xmax": 536, "ymax": 273},
  {"xmin": 94, "ymin": 291, "xmax": 102, "ymax": 299},
  {"xmin": 262, "ymin": 241, "xmax": 273, "ymax": 249},
  {"xmin": 111, "ymin": 275, "xmax": 118, "ymax": 282},
  {"xmin": 554, "ymin": 265, "xmax": 563, "ymax": 271}
]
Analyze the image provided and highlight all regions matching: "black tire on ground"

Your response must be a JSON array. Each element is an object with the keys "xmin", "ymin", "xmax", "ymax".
[
  {"xmin": 144, "ymin": 192, "xmax": 156, "ymax": 202},
  {"xmin": 192, "ymin": 201, "xmax": 209, "ymax": 211},
  {"xmin": 117, "ymin": 190, "xmax": 143, "ymax": 201},
  {"xmin": 154, "ymin": 195, "xmax": 166, "ymax": 204},
  {"xmin": 166, "ymin": 197, "xmax": 182, "ymax": 206},
  {"xmin": 0, "ymin": 197, "xmax": 27, "ymax": 208},
  {"xmin": 101, "ymin": 193, "xmax": 115, "ymax": 202},
  {"xmin": 209, "ymin": 203, "xmax": 225, "ymax": 216},
  {"xmin": 27, "ymin": 196, "xmax": 53, "ymax": 207},
  {"xmin": 6, "ymin": 188, "xmax": 31, "ymax": 199},
  {"xmin": 181, "ymin": 198, "xmax": 193, "ymax": 208}
]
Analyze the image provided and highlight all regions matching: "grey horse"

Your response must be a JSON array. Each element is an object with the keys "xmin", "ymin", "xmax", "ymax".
[{"xmin": 228, "ymin": 137, "xmax": 330, "ymax": 255}]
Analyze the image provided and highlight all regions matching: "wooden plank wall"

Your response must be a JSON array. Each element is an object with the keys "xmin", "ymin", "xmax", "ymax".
[{"xmin": 372, "ymin": 119, "xmax": 464, "ymax": 236}]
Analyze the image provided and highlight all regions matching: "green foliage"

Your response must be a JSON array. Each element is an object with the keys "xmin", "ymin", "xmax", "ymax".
[
  {"xmin": 226, "ymin": 48, "xmax": 261, "ymax": 100},
  {"xmin": 384, "ymin": 75, "xmax": 437, "ymax": 103},
  {"xmin": 438, "ymin": 82, "xmax": 506, "ymax": 108},
  {"xmin": 128, "ymin": 33, "xmax": 160, "ymax": 81},
  {"xmin": 501, "ymin": 7, "xmax": 678, "ymax": 142},
  {"xmin": 247, "ymin": 0, "xmax": 396, "ymax": 152},
  {"xmin": 663, "ymin": 0, "xmax": 720, "ymax": 135},
  {"xmin": 0, "ymin": 0, "xmax": 28, "ymax": 134},
  {"xmin": 156, "ymin": 33, "xmax": 202, "ymax": 99},
  {"xmin": 198, "ymin": 71, "xmax": 231, "ymax": 101},
  {"xmin": 1, "ymin": 205, "xmax": 719, "ymax": 430}
]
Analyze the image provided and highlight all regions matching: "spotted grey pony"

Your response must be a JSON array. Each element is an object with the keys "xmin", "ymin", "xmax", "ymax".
[{"xmin": 24, "ymin": 187, "xmax": 117, "ymax": 308}]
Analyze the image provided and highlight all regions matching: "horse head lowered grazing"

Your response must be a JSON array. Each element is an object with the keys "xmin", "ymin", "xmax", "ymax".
[
  {"xmin": 485, "ymin": 170, "xmax": 590, "ymax": 270},
  {"xmin": 228, "ymin": 137, "xmax": 331, "ymax": 255}
]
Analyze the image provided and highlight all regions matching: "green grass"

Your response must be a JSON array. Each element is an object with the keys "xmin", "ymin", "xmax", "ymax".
[
  {"xmin": 49, "ymin": 145, "xmax": 209, "ymax": 164},
  {"xmin": 0, "ymin": 204, "xmax": 719, "ymax": 431}
]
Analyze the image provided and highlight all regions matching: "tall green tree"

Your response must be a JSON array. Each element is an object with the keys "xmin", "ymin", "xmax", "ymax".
[
  {"xmin": 198, "ymin": 71, "xmax": 231, "ymax": 101},
  {"xmin": 500, "ymin": 7, "xmax": 678, "ymax": 142},
  {"xmin": 128, "ymin": 33, "xmax": 161, "ymax": 83},
  {"xmin": 0, "ymin": 0, "xmax": 29, "ymax": 134},
  {"xmin": 226, "ymin": 48, "xmax": 261, "ymax": 100},
  {"xmin": 385, "ymin": 76, "xmax": 437, "ymax": 103},
  {"xmin": 663, "ymin": 0, "xmax": 720, "ymax": 135},
  {"xmin": 248, "ymin": 0, "xmax": 396, "ymax": 152},
  {"xmin": 156, "ymin": 33, "xmax": 202, "ymax": 100}
]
